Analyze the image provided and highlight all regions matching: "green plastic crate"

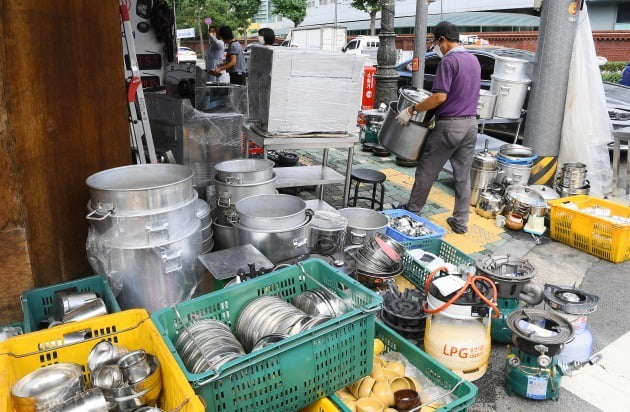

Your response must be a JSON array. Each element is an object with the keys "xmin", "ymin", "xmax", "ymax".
[
  {"xmin": 401, "ymin": 238, "xmax": 476, "ymax": 290},
  {"xmin": 330, "ymin": 321, "xmax": 478, "ymax": 412},
  {"xmin": 151, "ymin": 258, "xmax": 383, "ymax": 412},
  {"xmin": 20, "ymin": 275, "xmax": 121, "ymax": 332}
]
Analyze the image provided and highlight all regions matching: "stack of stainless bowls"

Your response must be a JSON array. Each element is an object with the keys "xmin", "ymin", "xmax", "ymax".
[
  {"xmin": 495, "ymin": 144, "xmax": 536, "ymax": 186},
  {"xmin": 378, "ymin": 88, "xmax": 435, "ymax": 161},
  {"xmin": 196, "ymin": 199, "xmax": 214, "ymax": 254},
  {"xmin": 350, "ymin": 233, "xmax": 405, "ymax": 288},
  {"xmin": 231, "ymin": 194, "xmax": 312, "ymax": 263},
  {"xmin": 86, "ymin": 164, "xmax": 202, "ymax": 313},
  {"xmin": 490, "ymin": 56, "xmax": 531, "ymax": 119},
  {"xmin": 211, "ymin": 159, "xmax": 277, "ymax": 251},
  {"xmin": 555, "ymin": 162, "xmax": 590, "ymax": 197},
  {"xmin": 470, "ymin": 140, "xmax": 499, "ymax": 206}
]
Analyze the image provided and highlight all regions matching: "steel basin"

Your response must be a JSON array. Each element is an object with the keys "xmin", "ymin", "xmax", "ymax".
[
  {"xmin": 215, "ymin": 159, "xmax": 275, "ymax": 185},
  {"xmin": 234, "ymin": 194, "xmax": 307, "ymax": 230}
]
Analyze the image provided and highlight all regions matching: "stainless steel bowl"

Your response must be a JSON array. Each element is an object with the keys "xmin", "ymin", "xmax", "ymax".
[
  {"xmin": 88, "ymin": 341, "xmax": 129, "ymax": 372},
  {"xmin": 117, "ymin": 350, "xmax": 151, "ymax": 385},
  {"xmin": 11, "ymin": 363, "xmax": 85, "ymax": 412}
]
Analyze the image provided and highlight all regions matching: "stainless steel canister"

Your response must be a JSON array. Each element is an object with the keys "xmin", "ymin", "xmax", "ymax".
[
  {"xmin": 379, "ymin": 102, "xmax": 432, "ymax": 161},
  {"xmin": 490, "ymin": 75, "xmax": 531, "ymax": 119}
]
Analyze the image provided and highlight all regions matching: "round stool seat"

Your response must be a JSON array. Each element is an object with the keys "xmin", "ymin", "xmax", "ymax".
[{"xmin": 351, "ymin": 169, "xmax": 386, "ymax": 184}]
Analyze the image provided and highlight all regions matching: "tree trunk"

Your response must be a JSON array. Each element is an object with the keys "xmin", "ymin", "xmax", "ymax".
[{"xmin": 370, "ymin": 11, "xmax": 376, "ymax": 36}]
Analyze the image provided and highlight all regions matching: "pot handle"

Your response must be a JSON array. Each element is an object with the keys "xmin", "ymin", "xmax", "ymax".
[
  {"xmin": 146, "ymin": 220, "xmax": 170, "ymax": 243},
  {"xmin": 292, "ymin": 237, "xmax": 308, "ymax": 249},
  {"xmin": 161, "ymin": 249, "xmax": 182, "ymax": 274},
  {"xmin": 225, "ymin": 176, "xmax": 241, "ymax": 185},
  {"xmin": 349, "ymin": 230, "xmax": 366, "ymax": 245},
  {"xmin": 226, "ymin": 210, "xmax": 239, "ymax": 225},
  {"xmin": 217, "ymin": 192, "xmax": 232, "ymax": 208},
  {"xmin": 499, "ymin": 85, "xmax": 511, "ymax": 95},
  {"xmin": 86, "ymin": 203, "xmax": 114, "ymax": 221}
]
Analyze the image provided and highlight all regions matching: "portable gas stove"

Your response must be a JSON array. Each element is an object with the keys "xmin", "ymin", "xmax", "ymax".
[
  {"xmin": 381, "ymin": 283, "xmax": 426, "ymax": 342},
  {"xmin": 476, "ymin": 254, "xmax": 543, "ymax": 343}
]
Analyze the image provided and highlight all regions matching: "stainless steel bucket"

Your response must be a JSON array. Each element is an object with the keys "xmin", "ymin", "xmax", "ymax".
[
  {"xmin": 339, "ymin": 208, "xmax": 389, "ymax": 246},
  {"xmin": 493, "ymin": 56, "xmax": 529, "ymax": 81},
  {"xmin": 379, "ymin": 102, "xmax": 432, "ymax": 161},
  {"xmin": 477, "ymin": 90, "xmax": 497, "ymax": 120},
  {"xmin": 490, "ymin": 75, "xmax": 531, "ymax": 119},
  {"xmin": 86, "ymin": 193, "xmax": 198, "ymax": 248},
  {"xmin": 86, "ymin": 164, "xmax": 194, "ymax": 213},
  {"xmin": 87, "ymin": 221, "xmax": 202, "ymax": 313},
  {"xmin": 232, "ymin": 217, "xmax": 311, "ymax": 264},
  {"xmin": 215, "ymin": 159, "xmax": 275, "ymax": 185},
  {"xmin": 214, "ymin": 174, "xmax": 277, "ymax": 209}
]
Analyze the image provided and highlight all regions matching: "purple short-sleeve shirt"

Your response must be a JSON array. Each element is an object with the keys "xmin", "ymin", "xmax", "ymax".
[{"xmin": 432, "ymin": 47, "xmax": 481, "ymax": 117}]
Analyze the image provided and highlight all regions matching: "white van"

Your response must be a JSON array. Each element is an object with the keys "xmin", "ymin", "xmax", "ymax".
[{"xmin": 341, "ymin": 36, "xmax": 379, "ymax": 55}]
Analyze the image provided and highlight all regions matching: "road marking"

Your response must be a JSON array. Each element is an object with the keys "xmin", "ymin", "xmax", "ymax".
[{"xmin": 561, "ymin": 330, "xmax": 630, "ymax": 411}]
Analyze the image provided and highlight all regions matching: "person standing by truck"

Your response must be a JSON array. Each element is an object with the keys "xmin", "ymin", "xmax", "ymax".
[
  {"xmin": 205, "ymin": 26, "xmax": 226, "ymax": 83},
  {"xmin": 395, "ymin": 21, "xmax": 481, "ymax": 234},
  {"xmin": 210, "ymin": 26, "xmax": 247, "ymax": 86}
]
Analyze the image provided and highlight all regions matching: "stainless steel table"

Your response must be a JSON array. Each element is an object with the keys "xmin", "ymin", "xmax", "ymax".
[
  {"xmin": 612, "ymin": 127, "xmax": 630, "ymax": 196},
  {"xmin": 478, "ymin": 117, "xmax": 524, "ymax": 143},
  {"xmin": 243, "ymin": 124, "xmax": 359, "ymax": 206}
]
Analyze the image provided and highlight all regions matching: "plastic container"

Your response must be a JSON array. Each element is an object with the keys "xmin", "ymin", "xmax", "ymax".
[
  {"xmin": 302, "ymin": 397, "xmax": 341, "ymax": 412},
  {"xmin": 330, "ymin": 321, "xmax": 478, "ymax": 412},
  {"xmin": 20, "ymin": 275, "xmax": 121, "ymax": 332},
  {"xmin": 151, "ymin": 259, "xmax": 383, "ymax": 412},
  {"xmin": 401, "ymin": 239, "xmax": 476, "ymax": 290},
  {"xmin": 0, "ymin": 309, "xmax": 204, "ymax": 412},
  {"xmin": 381, "ymin": 210, "xmax": 446, "ymax": 242},
  {"xmin": 549, "ymin": 195, "xmax": 630, "ymax": 263}
]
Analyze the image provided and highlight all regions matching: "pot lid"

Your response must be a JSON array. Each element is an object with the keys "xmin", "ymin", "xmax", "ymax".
[
  {"xmin": 543, "ymin": 284, "xmax": 599, "ymax": 315},
  {"xmin": 528, "ymin": 185, "xmax": 560, "ymax": 202},
  {"xmin": 505, "ymin": 185, "xmax": 546, "ymax": 207},
  {"xmin": 400, "ymin": 87, "xmax": 431, "ymax": 104},
  {"xmin": 507, "ymin": 308, "xmax": 574, "ymax": 346}
]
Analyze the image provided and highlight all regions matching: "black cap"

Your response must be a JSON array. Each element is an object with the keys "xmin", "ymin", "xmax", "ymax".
[{"xmin": 433, "ymin": 21, "xmax": 460, "ymax": 42}]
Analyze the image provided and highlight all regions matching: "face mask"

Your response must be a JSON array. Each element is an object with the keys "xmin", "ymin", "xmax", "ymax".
[
  {"xmin": 433, "ymin": 41, "xmax": 443, "ymax": 58},
  {"xmin": 258, "ymin": 36, "xmax": 265, "ymax": 44}
]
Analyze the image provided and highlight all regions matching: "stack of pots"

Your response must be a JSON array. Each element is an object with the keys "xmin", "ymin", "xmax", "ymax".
[
  {"xmin": 212, "ymin": 159, "xmax": 277, "ymax": 251},
  {"xmin": 379, "ymin": 88, "xmax": 435, "ymax": 161},
  {"xmin": 490, "ymin": 56, "xmax": 531, "ymax": 119},
  {"xmin": 85, "ymin": 164, "xmax": 202, "ymax": 313},
  {"xmin": 231, "ymin": 194, "xmax": 312, "ymax": 264},
  {"xmin": 495, "ymin": 144, "xmax": 536, "ymax": 186},
  {"xmin": 555, "ymin": 162, "xmax": 590, "ymax": 197},
  {"xmin": 196, "ymin": 199, "xmax": 214, "ymax": 254},
  {"xmin": 470, "ymin": 140, "xmax": 499, "ymax": 207}
]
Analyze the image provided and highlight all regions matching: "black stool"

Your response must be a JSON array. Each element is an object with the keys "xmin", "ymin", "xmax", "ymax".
[{"xmin": 348, "ymin": 168, "xmax": 386, "ymax": 210}]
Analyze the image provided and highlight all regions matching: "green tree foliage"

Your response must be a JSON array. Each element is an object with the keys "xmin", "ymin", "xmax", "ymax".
[
  {"xmin": 350, "ymin": 0, "xmax": 380, "ymax": 35},
  {"xmin": 272, "ymin": 0, "xmax": 307, "ymax": 27},
  {"xmin": 233, "ymin": 0, "xmax": 262, "ymax": 41},
  {"xmin": 166, "ymin": 0, "xmax": 259, "ymax": 38}
]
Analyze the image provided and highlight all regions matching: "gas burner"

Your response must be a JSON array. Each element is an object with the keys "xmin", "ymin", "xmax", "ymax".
[
  {"xmin": 476, "ymin": 254, "xmax": 537, "ymax": 299},
  {"xmin": 381, "ymin": 284, "xmax": 426, "ymax": 338},
  {"xmin": 506, "ymin": 308, "xmax": 574, "ymax": 357},
  {"xmin": 543, "ymin": 284, "xmax": 599, "ymax": 315}
]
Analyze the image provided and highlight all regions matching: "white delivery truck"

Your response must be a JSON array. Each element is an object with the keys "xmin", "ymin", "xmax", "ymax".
[{"xmin": 281, "ymin": 25, "xmax": 347, "ymax": 51}]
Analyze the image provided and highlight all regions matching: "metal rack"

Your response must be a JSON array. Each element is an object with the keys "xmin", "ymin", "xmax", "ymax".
[
  {"xmin": 478, "ymin": 117, "xmax": 524, "ymax": 143},
  {"xmin": 243, "ymin": 124, "xmax": 359, "ymax": 206}
]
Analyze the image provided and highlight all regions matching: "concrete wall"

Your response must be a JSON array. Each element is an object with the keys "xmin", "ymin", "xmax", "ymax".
[{"xmin": 589, "ymin": 2, "xmax": 619, "ymax": 30}]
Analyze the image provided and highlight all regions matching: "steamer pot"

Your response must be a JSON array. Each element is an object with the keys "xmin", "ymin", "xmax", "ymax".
[
  {"xmin": 86, "ymin": 164, "xmax": 194, "ymax": 213},
  {"xmin": 379, "ymin": 102, "xmax": 432, "ymax": 161},
  {"xmin": 215, "ymin": 159, "xmax": 275, "ymax": 185},
  {"xmin": 214, "ymin": 173, "xmax": 277, "ymax": 208},
  {"xmin": 339, "ymin": 208, "xmax": 388, "ymax": 246},
  {"xmin": 233, "ymin": 194, "xmax": 308, "ymax": 230}
]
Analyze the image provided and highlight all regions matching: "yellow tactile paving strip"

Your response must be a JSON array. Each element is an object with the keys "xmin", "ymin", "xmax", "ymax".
[{"xmin": 381, "ymin": 168, "xmax": 505, "ymax": 254}]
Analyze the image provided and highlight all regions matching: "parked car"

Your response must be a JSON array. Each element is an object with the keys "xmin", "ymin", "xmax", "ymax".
[
  {"xmin": 177, "ymin": 47, "xmax": 197, "ymax": 63},
  {"xmin": 619, "ymin": 61, "xmax": 630, "ymax": 87}
]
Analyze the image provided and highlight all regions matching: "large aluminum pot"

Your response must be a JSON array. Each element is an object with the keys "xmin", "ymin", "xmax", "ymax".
[
  {"xmin": 215, "ymin": 159, "xmax": 275, "ymax": 185},
  {"xmin": 493, "ymin": 56, "xmax": 529, "ymax": 81},
  {"xmin": 379, "ymin": 102, "xmax": 432, "ymax": 161},
  {"xmin": 86, "ymin": 164, "xmax": 194, "ymax": 213},
  {"xmin": 503, "ymin": 185, "xmax": 545, "ymax": 219},
  {"xmin": 86, "ymin": 193, "xmax": 198, "ymax": 248},
  {"xmin": 477, "ymin": 90, "xmax": 497, "ymax": 120},
  {"xmin": 214, "ymin": 173, "xmax": 277, "ymax": 209},
  {"xmin": 339, "ymin": 208, "xmax": 388, "ymax": 246},
  {"xmin": 397, "ymin": 87, "xmax": 433, "ymax": 123},
  {"xmin": 233, "ymin": 217, "xmax": 311, "ymax": 264},
  {"xmin": 470, "ymin": 167, "xmax": 499, "ymax": 206},
  {"xmin": 496, "ymin": 160, "xmax": 532, "ymax": 185},
  {"xmin": 490, "ymin": 75, "xmax": 531, "ymax": 119},
  {"xmin": 234, "ymin": 194, "xmax": 308, "ymax": 230},
  {"xmin": 87, "ymin": 221, "xmax": 202, "ymax": 313}
]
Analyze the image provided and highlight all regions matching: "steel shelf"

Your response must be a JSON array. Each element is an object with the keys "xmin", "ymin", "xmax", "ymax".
[{"xmin": 274, "ymin": 166, "xmax": 345, "ymax": 188}]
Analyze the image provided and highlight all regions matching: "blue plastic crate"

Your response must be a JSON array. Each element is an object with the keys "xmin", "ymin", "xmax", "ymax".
[{"xmin": 382, "ymin": 209, "xmax": 446, "ymax": 242}]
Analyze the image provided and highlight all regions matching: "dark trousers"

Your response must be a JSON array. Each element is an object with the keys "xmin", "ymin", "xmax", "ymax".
[
  {"xmin": 407, "ymin": 118, "xmax": 478, "ymax": 227},
  {"xmin": 229, "ymin": 73, "xmax": 246, "ymax": 85}
]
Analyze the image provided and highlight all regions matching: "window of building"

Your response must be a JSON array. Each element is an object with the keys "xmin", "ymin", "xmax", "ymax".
[{"xmin": 618, "ymin": 4, "xmax": 630, "ymax": 23}]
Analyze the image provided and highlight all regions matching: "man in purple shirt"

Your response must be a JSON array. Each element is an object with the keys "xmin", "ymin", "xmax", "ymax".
[{"xmin": 396, "ymin": 21, "xmax": 481, "ymax": 234}]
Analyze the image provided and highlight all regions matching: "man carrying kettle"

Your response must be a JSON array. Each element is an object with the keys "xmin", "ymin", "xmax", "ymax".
[{"xmin": 396, "ymin": 21, "xmax": 480, "ymax": 234}]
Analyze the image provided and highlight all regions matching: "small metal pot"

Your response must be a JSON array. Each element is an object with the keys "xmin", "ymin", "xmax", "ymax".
[
  {"xmin": 379, "ymin": 102, "xmax": 432, "ymax": 161},
  {"xmin": 503, "ymin": 185, "xmax": 545, "ymax": 219},
  {"xmin": 215, "ymin": 159, "xmax": 275, "ymax": 185},
  {"xmin": 214, "ymin": 174, "xmax": 277, "ymax": 209},
  {"xmin": 475, "ymin": 191, "xmax": 505, "ymax": 219},
  {"xmin": 339, "ymin": 208, "xmax": 389, "ymax": 246},
  {"xmin": 234, "ymin": 194, "xmax": 308, "ymax": 230}
]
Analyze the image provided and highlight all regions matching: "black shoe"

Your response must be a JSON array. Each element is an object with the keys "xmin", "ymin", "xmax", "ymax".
[{"xmin": 446, "ymin": 217, "xmax": 468, "ymax": 234}]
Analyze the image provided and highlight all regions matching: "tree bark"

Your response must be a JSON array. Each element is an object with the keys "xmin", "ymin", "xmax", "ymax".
[{"xmin": 370, "ymin": 11, "xmax": 376, "ymax": 36}]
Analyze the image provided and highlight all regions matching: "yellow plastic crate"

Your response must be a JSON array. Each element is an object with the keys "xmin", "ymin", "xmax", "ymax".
[
  {"xmin": 549, "ymin": 195, "xmax": 630, "ymax": 263},
  {"xmin": 0, "ymin": 309, "xmax": 204, "ymax": 412},
  {"xmin": 302, "ymin": 397, "xmax": 341, "ymax": 412}
]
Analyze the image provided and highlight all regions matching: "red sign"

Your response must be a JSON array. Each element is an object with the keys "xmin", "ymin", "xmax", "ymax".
[
  {"xmin": 412, "ymin": 57, "xmax": 419, "ymax": 72},
  {"xmin": 362, "ymin": 66, "xmax": 377, "ymax": 109}
]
